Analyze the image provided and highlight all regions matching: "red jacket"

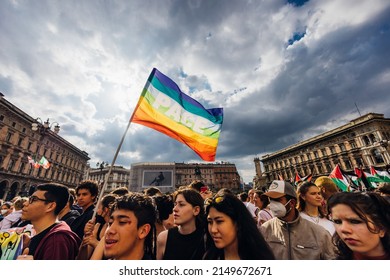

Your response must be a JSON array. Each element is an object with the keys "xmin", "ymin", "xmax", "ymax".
[{"xmin": 33, "ymin": 221, "xmax": 81, "ymax": 260}]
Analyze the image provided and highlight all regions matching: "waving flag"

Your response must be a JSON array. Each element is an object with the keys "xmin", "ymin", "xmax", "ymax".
[
  {"xmin": 294, "ymin": 171, "xmax": 302, "ymax": 185},
  {"xmin": 39, "ymin": 156, "xmax": 50, "ymax": 169},
  {"xmin": 370, "ymin": 166, "xmax": 390, "ymax": 183},
  {"xmin": 131, "ymin": 68, "xmax": 223, "ymax": 161},
  {"xmin": 329, "ymin": 164, "xmax": 350, "ymax": 192},
  {"xmin": 27, "ymin": 156, "xmax": 40, "ymax": 169},
  {"xmin": 354, "ymin": 168, "xmax": 375, "ymax": 190}
]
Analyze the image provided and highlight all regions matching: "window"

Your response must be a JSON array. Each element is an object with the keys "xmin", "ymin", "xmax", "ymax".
[
  {"xmin": 369, "ymin": 133, "xmax": 377, "ymax": 143},
  {"xmin": 356, "ymin": 158, "xmax": 364, "ymax": 167},
  {"xmin": 321, "ymin": 149, "xmax": 327, "ymax": 156},
  {"xmin": 6, "ymin": 132, "xmax": 12, "ymax": 143},
  {"xmin": 372, "ymin": 149, "xmax": 384, "ymax": 164},
  {"xmin": 27, "ymin": 142, "xmax": 32, "ymax": 151},
  {"xmin": 0, "ymin": 115, "xmax": 4, "ymax": 121},
  {"xmin": 362, "ymin": 135, "xmax": 370, "ymax": 146},
  {"xmin": 8, "ymin": 159, "xmax": 15, "ymax": 171},
  {"xmin": 307, "ymin": 153, "xmax": 312, "ymax": 160},
  {"xmin": 329, "ymin": 146, "xmax": 336, "ymax": 154},
  {"xmin": 349, "ymin": 141, "xmax": 357, "ymax": 148},
  {"xmin": 18, "ymin": 137, "xmax": 24, "ymax": 147},
  {"xmin": 339, "ymin": 143, "xmax": 346, "ymax": 152},
  {"xmin": 314, "ymin": 151, "xmax": 319, "ymax": 159},
  {"xmin": 12, "ymin": 122, "xmax": 16, "ymax": 127},
  {"xmin": 344, "ymin": 159, "xmax": 352, "ymax": 170},
  {"xmin": 19, "ymin": 162, "xmax": 25, "ymax": 173}
]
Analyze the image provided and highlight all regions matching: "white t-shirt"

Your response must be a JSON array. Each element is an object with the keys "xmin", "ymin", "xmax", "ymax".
[
  {"xmin": 300, "ymin": 211, "xmax": 335, "ymax": 236},
  {"xmin": 244, "ymin": 202, "xmax": 259, "ymax": 218}
]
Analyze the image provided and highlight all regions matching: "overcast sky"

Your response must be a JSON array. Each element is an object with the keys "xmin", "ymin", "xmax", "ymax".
[{"xmin": 1, "ymin": 0, "xmax": 389, "ymax": 183}]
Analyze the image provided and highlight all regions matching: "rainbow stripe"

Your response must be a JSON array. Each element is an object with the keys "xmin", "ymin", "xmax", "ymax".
[{"xmin": 131, "ymin": 68, "xmax": 223, "ymax": 161}]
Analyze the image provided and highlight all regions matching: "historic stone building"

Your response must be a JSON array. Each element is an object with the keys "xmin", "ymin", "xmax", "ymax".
[
  {"xmin": 129, "ymin": 161, "xmax": 240, "ymax": 193},
  {"xmin": 253, "ymin": 157, "xmax": 267, "ymax": 189},
  {"xmin": 261, "ymin": 113, "xmax": 390, "ymax": 183},
  {"xmin": 0, "ymin": 93, "xmax": 90, "ymax": 200},
  {"xmin": 85, "ymin": 164, "xmax": 130, "ymax": 194}
]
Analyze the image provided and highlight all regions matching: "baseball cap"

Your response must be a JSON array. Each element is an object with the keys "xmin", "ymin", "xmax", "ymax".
[{"xmin": 262, "ymin": 180, "xmax": 297, "ymax": 199}]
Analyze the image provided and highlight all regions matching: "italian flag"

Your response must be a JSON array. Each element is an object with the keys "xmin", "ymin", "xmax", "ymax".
[
  {"xmin": 329, "ymin": 164, "xmax": 349, "ymax": 192},
  {"xmin": 371, "ymin": 166, "xmax": 390, "ymax": 183},
  {"xmin": 39, "ymin": 156, "xmax": 51, "ymax": 169}
]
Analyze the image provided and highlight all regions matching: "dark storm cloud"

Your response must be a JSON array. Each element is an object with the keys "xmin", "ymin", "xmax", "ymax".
[{"xmin": 220, "ymin": 6, "xmax": 390, "ymax": 159}]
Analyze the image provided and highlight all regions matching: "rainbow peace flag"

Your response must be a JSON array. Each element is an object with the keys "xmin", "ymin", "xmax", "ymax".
[{"xmin": 131, "ymin": 68, "xmax": 223, "ymax": 161}]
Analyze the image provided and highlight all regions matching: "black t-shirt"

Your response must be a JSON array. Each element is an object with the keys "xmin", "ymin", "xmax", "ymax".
[
  {"xmin": 28, "ymin": 223, "xmax": 57, "ymax": 257},
  {"xmin": 163, "ymin": 227, "xmax": 205, "ymax": 260}
]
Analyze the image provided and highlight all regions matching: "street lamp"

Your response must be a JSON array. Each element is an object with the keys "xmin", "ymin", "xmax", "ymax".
[
  {"xmin": 32, "ymin": 118, "xmax": 60, "ymax": 134},
  {"xmin": 97, "ymin": 161, "xmax": 109, "ymax": 170},
  {"xmin": 96, "ymin": 161, "xmax": 109, "ymax": 183}
]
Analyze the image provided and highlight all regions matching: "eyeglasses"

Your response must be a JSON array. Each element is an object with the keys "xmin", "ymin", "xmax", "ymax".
[
  {"xmin": 28, "ymin": 195, "xmax": 53, "ymax": 204},
  {"xmin": 204, "ymin": 195, "xmax": 224, "ymax": 206}
]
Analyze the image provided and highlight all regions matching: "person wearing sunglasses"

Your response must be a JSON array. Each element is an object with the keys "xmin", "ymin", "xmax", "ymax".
[
  {"xmin": 17, "ymin": 183, "xmax": 81, "ymax": 260},
  {"xmin": 203, "ymin": 190, "xmax": 275, "ymax": 260}
]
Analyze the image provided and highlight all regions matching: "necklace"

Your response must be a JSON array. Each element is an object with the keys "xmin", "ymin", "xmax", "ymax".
[{"xmin": 304, "ymin": 211, "xmax": 320, "ymax": 224}]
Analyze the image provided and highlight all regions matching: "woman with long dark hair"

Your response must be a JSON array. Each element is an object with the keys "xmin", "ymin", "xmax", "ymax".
[
  {"xmin": 156, "ymin": 188, "xmax": 206, "ymax": 260},
  {"xmin": 203, "ymin": 190, "xmax": 275, "ymax": 260},
  {"xmin": 328, "ymin": 192, "xmax": 390, "ymax": 259}
]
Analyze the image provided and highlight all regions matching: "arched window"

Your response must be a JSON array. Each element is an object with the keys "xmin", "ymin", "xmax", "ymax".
[
  {"xmin": 372, "ymin": 149, "xmax": 384, "ymax": 164},
  {"xmin": 344, "ymin": 159, "xmax": 352, "ymax": 170},
  {"xmin": 362, "ymin": 135, "xmax": 370, "ymax": 146},
  {"xmin": 369, "ymin": 133, "xmax": 377, "ymax": 143}
]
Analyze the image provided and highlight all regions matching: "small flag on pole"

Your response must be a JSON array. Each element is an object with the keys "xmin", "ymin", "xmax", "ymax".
[
  {"xmin": 27, "ymin": 156, "xmax": 40, "ymax": 169},
  {"xmin": 130, "ymin": 68, "xmax": 224, "ymax": 161},
  {"xmin": 39, "ymin": 156, "xmax": 50, "ymax": 169}
]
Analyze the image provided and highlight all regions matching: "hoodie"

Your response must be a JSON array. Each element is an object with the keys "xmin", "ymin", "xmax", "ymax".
[{"xmin": 33, "ymin": 221, "xmax": 81, "ymax": 260}]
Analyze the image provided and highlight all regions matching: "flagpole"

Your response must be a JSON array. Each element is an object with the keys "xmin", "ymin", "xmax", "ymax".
[
  {"xmin": 91, "ymin": 73, "xmax": 153, "ymax": 219},
  {"xmin": 92, "ymin": 120, "xmax": 132, "ymax": 219}
]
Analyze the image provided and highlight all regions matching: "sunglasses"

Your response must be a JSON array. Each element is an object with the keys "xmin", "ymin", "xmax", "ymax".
[
  {"xmin": 28, "ymin": 195, "xmax": 53, "ymax": 204},
  {"xmin": 204, "ymin": 195, "xmax": 224, "ymax": 206}
]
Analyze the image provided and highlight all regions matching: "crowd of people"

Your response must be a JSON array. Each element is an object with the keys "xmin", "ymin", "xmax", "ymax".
[{"xmin": 0, "ymin": 177, "xmax": 389, "ymax": 260}]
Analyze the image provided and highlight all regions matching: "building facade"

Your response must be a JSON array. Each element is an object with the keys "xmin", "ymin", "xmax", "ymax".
[
  {"xmin": 85, "ymin": 165, "xmax": 130, "ymax": 194},
  {"xmin": 253, "ymin": 157, "xmax": 267, "ymax": 189},
  {"xmin": 129, "ymin": 161, "xmax": 241, "ymax": 193},
  {"xmin": 0, "ymin": 93, "xmax": 90, "ymax": 200},
  {"xmin": 261, "ymin": 113, "xmax": 390, "ymax": 183}
]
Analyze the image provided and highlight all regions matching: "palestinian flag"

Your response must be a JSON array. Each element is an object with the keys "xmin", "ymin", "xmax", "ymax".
[
  {"xmin": 301, "ymin": 173, "xmax": 313, "ymax": 182},
  {"xmin": 370, "ymin": 166, "xmax": 390, "ymax": 183},
  {"xmin": 329, "ymin": 164, "xmax": 349, "ymax": 192},
  {"xmin": 294, "ymin": 171, "xmax": 302, "ymax": 185},
  {"xmin": 354, "ymin": 168, "xmax": 378, "ymax": 190}
]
